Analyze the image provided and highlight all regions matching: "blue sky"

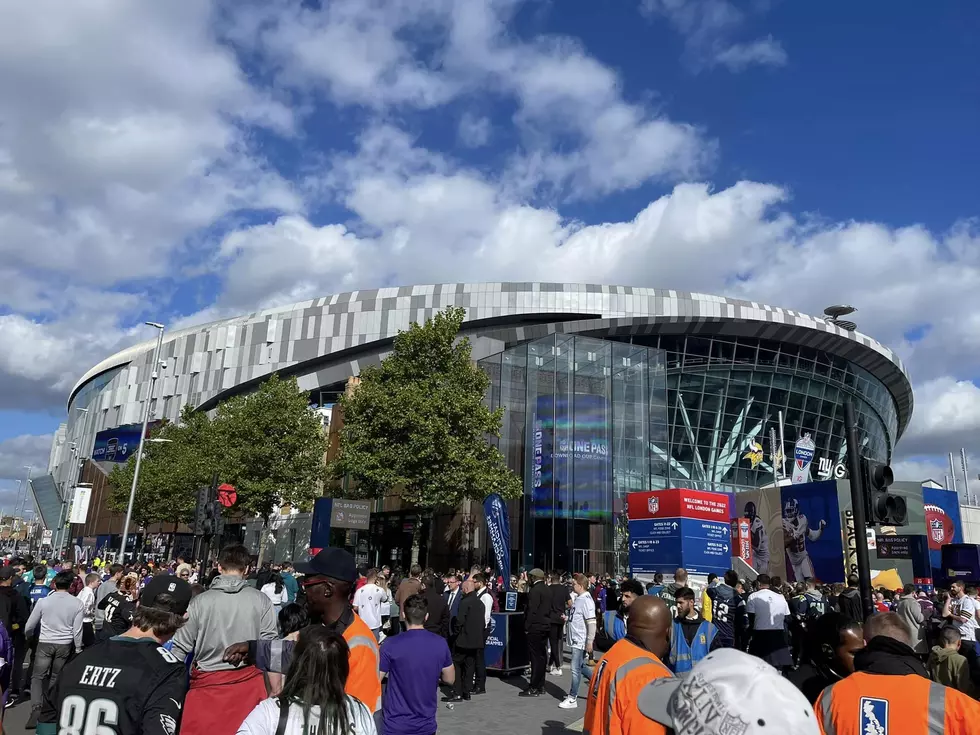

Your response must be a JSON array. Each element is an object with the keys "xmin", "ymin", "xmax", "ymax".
[{"xmin": 0, "ymin": 0, "xmax": 978, "ymax": 503}]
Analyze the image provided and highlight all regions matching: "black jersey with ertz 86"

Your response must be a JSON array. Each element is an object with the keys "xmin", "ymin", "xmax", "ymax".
[{"xmin": 37, "ymin": 637, "xmax": 187, "ymax": 735}]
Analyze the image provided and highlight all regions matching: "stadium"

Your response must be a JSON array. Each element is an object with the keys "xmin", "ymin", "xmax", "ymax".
[{"xmin": 41, "ymin": 283, "xmax": 912, "ymax": 571}]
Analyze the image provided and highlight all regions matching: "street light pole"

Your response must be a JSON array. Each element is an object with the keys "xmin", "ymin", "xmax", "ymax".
[
  {"xmin": 13, "ymin": 466, "xmax": 32, "ymax": 555},
  {"xmin": 119, "ymin": 323, "xmax": 165, "ymax": 563}
]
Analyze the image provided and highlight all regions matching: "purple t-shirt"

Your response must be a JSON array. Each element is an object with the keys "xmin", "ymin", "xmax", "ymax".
[{"xmin": 380, "ymin": 628, "xmax": 452, "ymax": 735}]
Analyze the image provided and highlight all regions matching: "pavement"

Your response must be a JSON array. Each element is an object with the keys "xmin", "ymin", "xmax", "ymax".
[{"xmin": 2, "ymin": 667, "xmax": 586, "ymax": 735}]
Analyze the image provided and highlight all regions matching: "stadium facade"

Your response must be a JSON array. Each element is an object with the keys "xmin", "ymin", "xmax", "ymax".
[{"xmin": 43, "ymin": 283, "xmax": 912, "ymax": 571}]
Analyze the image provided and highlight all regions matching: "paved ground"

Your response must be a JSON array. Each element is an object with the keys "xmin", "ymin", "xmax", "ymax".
[{"xmin": 2, "ymin": 668, "xmax": 585, "ymax": 735}]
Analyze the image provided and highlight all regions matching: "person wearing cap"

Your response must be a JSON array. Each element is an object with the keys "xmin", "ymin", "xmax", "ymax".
[
  {"xmin": 583, "ymin": 595, "xmax": 673, "ymax": 735},
  {"xmin": 222, "ymin": 548, "xmax": 383, "ymax": 729},
  {"xmin": 815, "ymin": 611, "xmax": 980, "ymax": 734},
  {"xmin": 35, "ymin": 574, "xmax": 194, "ymax": 735},
  {"xmin": 637, "ymin": 647, "xmax": 821, "ymax": 735},
  {"xmin": 171, "ymin": 544, "xmax": 278, "ymax": 735}
]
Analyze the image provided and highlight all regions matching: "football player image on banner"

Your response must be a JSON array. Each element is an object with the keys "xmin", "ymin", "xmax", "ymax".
[
  {"xmin": 780, "ymin": 480, "xmax": 844, "ymax": 583},
  {"xmin": 791, "ymin": 433, "xmax": 816, "ymax": 484},
  {"xmin": 738, "ymin": 487, "xmax": 785, "ymax": 580}
]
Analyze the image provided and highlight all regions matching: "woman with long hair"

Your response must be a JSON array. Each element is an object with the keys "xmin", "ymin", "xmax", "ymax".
[
  {"xmin": 261, "ymin": 570, "xmax": 289, "ymax": 613},
  {"xmin": 237, "ymin": 626, "xmax": 376, "ymax": 735}
]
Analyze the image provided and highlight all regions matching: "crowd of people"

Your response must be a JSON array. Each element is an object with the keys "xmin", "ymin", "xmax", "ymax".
[{"xmin": 3, "ymin": 547, "xmax": 980, "ymax": 735}]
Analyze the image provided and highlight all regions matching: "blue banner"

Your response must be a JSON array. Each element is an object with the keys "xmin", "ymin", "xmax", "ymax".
[
  {"xmin": 780, "ymin": 480, "xmax": 844, "ymax": 584},
  {"xmin": 91, "ymin": 423, "xmax": 145, "ymax": 463},
  {"xmin": 310, "ymin": 498, "xmax": 333, "ymax": 549},
  {"xmin": 484, "ymin": 494, "xmax": 511, "ymax": 590},
  {"xmin": 923, "ymin": 485, "xmax": 963, "ymax": 582},
  {"xmin": 484, "ymin": 612, "xmax": 507, "ymax": 668}
]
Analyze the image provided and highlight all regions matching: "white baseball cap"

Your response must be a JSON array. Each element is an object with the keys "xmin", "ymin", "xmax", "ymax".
[{"xmin": 637, "ymin": 648, "xmax": 820, "ymax": 735}]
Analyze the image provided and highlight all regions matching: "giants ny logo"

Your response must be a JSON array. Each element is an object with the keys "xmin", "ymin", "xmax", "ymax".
[{"xmin": 859, "ymin": 696, "xmax": 888, "ymax": 735}]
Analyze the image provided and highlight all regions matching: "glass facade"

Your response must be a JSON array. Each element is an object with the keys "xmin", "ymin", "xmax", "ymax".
[
  {"xmin": 480, "ymin": 332, "xmax": 902, "ymax": 576},
  {"xmin": 480, "ymin": 334, "xmax": 668, "ymax": 573},
  {"xmin": 645, "ymin": 335, "xmax": 898, "ymax": 495}
]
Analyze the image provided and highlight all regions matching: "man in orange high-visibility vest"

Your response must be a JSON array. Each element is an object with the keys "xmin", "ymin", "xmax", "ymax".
[
  {"xmin": 583, "ymin": 595, "xmax": 673, "ymax": 735},
  {"xmin": 815, "ymin": 612, "xmax": 980, "ymax": 734}
]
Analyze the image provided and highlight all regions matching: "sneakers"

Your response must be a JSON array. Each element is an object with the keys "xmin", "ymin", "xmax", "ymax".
[
  {"xmin": 518, "ymin": 688, "xmax": 541, "ymax": 698},
  {"xmin": 558, "ymin": 696, "xmax": 578, "ymax": 709},
  {"xmin": 550, "ymin": 666, "xmax": 563, "ymax": 676}
]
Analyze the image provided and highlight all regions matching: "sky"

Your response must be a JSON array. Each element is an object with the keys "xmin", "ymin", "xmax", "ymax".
[{"xmin": 1, "ymin": 0, "xmax": 978, "ymax": 510}]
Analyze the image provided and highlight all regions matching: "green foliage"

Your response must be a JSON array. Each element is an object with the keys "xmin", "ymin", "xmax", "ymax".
[
  {"xmin": 330, "ymin": 307, "xmax": 521, "ymax": 508},
  {"xmin": 107, "ymin": 406, "xmax": 217, "ymax": 527},
  {"xmin": 107, "ymin": 375, "xmax": 328, "ymax": 527},
  {"xmin": 212, "ymin": 373, "xmax": 328, "ymax": 519}
]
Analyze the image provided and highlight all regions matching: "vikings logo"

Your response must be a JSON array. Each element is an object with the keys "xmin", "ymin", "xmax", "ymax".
[{"xmin": 743, "ymin": 441, "xmax": 764, "ymax": 469}]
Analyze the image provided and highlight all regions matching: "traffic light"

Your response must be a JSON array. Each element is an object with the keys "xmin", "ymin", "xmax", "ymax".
[
  {"xmin": 204, "ymin": 499, "xmax": 225, "ymax": 537},
  {"xmin": 861, "ymin": 457, "xmax": 907, "ymax": 526}
]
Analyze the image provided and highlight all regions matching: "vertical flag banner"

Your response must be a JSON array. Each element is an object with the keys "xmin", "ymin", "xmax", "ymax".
[
  {"xmin": 484, "ymin": 493, "xmax": 512, "ymax": 590},
  {"xmin": 922, "ymin": 485, "xmax": 963, "ymax": 581},
  {"xmin": 791, "ymin": 433, "xmax": 816, "ymax": 485}
]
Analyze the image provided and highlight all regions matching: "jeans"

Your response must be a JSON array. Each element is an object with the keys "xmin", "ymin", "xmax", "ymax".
[
  {"xmin": 31, "ymin": 642, "xmax": 72, "ymax": 709},
  {"xmin": 568, "ymin": 647, "xmax": 594, "ymax": 699}
]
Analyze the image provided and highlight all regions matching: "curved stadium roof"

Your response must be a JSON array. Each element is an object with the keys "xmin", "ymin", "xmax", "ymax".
[{"xmin": 69, "ymin": 283, "xmax": 913, "ymax": 435}]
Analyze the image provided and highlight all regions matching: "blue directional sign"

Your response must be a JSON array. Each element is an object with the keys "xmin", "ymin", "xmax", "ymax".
[{"xmin": 628, "ymin": 517, "xmax": 733, "ymax": 576}]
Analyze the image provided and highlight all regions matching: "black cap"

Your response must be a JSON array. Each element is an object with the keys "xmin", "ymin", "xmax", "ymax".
[
  {"xmin": 294, "ymin": 547, "xmax": 356, "ymax": 583},
  {"xmin": 0, "ymin": 566, "xmax": 15, "ymax": 581},
  {"xmin": 140, "ymin": 575, "xmax": 193, "ymax": 615}
]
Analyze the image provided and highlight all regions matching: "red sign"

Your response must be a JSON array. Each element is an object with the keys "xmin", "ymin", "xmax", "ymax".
[
  {"xmin": 914, "ymin": 577, "xmax": 933, "ymax": 586},
  {"xmin": 731, "ymin": 517, "xmax": 753, "ymax": 565},
  {"xmin": 627, "ymin": 488, "xmax": 731, "ymax": 523},
  {"xmin": 217, "ymin": 483, "xmax": 237, "ymax": 508}
]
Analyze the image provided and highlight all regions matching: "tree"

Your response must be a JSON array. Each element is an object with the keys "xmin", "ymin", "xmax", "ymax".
[
  {"xmin": 330, "ymin": 307, "xmax": 521, "ymax": 539},
  {"xmin": 107, "ymin": 407, "xmax": 219, "ymax": 543},
  {"xmin": 212, "ymin": 374, "xmax": 329, "ymax": 562}
]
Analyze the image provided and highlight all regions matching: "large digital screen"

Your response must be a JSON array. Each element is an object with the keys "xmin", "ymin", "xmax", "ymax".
[
  {"xmin": 531, "ymin": 393, "xmax": 610, "ymax": 520},
  {"xmin": 91, "ymin": 421, "xmax": 161, "ymax": 463}
]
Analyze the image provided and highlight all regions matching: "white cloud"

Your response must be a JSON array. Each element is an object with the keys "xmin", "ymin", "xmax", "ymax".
[
  {"xmin": 458, "ymin": 113, "xmax": 492, "ymax": 148},
  {"xmin": 0, "ymin": 434, "xmax": 53, "ymax": 483},
  {"xmin": 901, "ymin": 379, "xmax": 980, "ymax": 456},
  {"xmin": 714, "ymin": 36, "xmax": 787, "ymax": 72},
  {"xmin": 641, "ymin": 0, "xmax": 786, "ymax": 72}
]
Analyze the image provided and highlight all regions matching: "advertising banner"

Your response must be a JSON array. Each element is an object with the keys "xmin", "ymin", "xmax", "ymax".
[
  {"xmin": 780, "ymin": 479, "xmax": 843, "ymax": 583},
  {"xmin": 843, "ymin": 510, "xmax": 858, "ymax": 579},
  {"xmin": 531, "ymin": 393, "xmax": 611, "ymax": 520},
  {"xmin": 791, "ymin": 434, "xmax": 816, "ymax": 485},
  {"xmin": 483, "ymin": 494, "xmax": 512, "ymax": 590},
  {"xmin": 922, "ymin": 485, "xmax": 963, "ymax": 581},
  {"xmin": 68, "ymin": 486, "xmax": 93, "ymax": 524},
  {"xmin": 309, "ymin": 498, "xmax": 333, "ymax": 549},
  {"xmin": 731, "ymin": 517, "xmax": 753, "ymax": 566},
  {"xmin": 740, "ymin": 480, "xmax": 844, "ymax": 583},
  {"xmin": 627, "ymin": 489, "xmax": 732, "ymax": 576},
  {"xmin": 91, "ymin": 422, "xmax": 159, "ymax": 463},
  {"xmin": 484, "ymin": 613, "xmax": 507, "ymax": 668}
]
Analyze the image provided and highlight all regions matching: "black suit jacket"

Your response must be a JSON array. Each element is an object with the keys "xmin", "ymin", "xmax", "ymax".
[
  {"xmin": 455, "ymin": 592, "xmax": 486, "ymax": 649},
  {"xmin": 423, "ymin": 588, "xmax": 450, "ymax": 638},
  {"xmin": 445, "ymin": 587, "xmax": 462, "ymax": 632},
  {"xmin": 525, "ymin": 580, "xmax": 551, "ymax": 632}
]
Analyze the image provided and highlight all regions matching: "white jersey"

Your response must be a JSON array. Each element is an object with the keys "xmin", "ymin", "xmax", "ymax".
[{"xmin": 783, "ymin": 514, "xmax": 813, "ymax": 564}]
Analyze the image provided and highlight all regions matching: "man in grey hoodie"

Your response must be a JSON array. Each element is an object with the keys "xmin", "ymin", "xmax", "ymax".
[
  {"xmin": 24, "ymin": 570, "xmax": 83, "ymax": 727},
  {"xmin": 171, "ymin": 544, "xmax": 277, "ymax": 735}
]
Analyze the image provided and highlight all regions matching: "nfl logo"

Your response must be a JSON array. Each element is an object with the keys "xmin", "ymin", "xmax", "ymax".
[
  {"xmin": 647, "ymin": 496, "xmax": 659, "ymax": 515},
  {"xmin": 930, "ymin": 518, "xmax": 945, "ymax": 544}
]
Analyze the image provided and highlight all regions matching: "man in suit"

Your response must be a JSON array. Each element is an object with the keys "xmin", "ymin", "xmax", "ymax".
[
  {"xmin": 445, "ymin": 578, "xmax": 485, "ymax": 702},
  {"xmin": 445, "ymin": 573, "xmax": 462, "ymax": 637},
  {"xmin": 422, "ymin": 574, "xmax": 450, "ymax": 639}
]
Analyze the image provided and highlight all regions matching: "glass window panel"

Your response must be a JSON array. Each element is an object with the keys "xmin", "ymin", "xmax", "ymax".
[
  {"xmin": 727, "ymin": 381, "xmax": 750, "ymax": 401},
  {"xmin": 770, "ymin": 387, "xmax": 789, "ymax": 409},
  {"xmin": 712, "ymin": 339, "xmax": 735, "ymax": 364},
  {"xmin": 757, "ymin": 349, "xmax": 777, "ymax": 368},
  {"xmin": 752, "ymin": 372, "xmax": 772, "ymax": 387},
  {"xmin": 734, "ymin": 342, "xmax": 757, "ymax": 364},
  {"xmin": 777, "ymin": 349, "xmax": 797, "ymax": 370}
]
